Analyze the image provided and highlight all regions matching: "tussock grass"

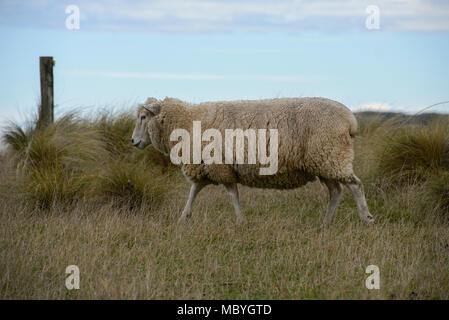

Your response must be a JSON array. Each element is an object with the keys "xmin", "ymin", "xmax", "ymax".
[
  {"xmin": 91, "ymin": 160, "xmax": 170, "ymax": 208},
  {"xmin": 377, "ymin": 121, "xmax": 449, "ymax": 184},
  {"xmin": 1, "ymin": 111, "xmax": 171, "ymax": 208},
  {"xmin": 354, "ymin": 118, "xmax": 449, "ymax": 223},
  {"xmin": 3, "ymin": 114, "xmax": 103, "ymax": 207},
  {"xmin": 91, "ymin": 109, "xmax": 172, "ymax": 170},
  {"xmin": 93, "ymin": 111, "xmax": 136, "ymax": 157},
  {"xmin": 0, "ymin": 109, "xmax": 448, "ymax": 299},
  {"xmin": 2, "ymin": 121, "xmax": 36, "ymax": 154}
]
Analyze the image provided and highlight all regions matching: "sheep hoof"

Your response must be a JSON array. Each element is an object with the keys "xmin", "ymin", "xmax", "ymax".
[
  {"xmin": 236, "ymin": 217, "xmax": 247, "ymax": 226},
  {"xmin": 177, "ymin": 215, "xmax": 191, "ymax": 224},
  {"xmin": 363, "ymin": 215, "xmax": 375, "ymax": 225}
]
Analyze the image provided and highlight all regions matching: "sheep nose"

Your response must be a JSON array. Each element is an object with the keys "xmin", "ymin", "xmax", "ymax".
[{"xmin": 131, "ymin": 138, "xmax": 135, "ymax": 144}]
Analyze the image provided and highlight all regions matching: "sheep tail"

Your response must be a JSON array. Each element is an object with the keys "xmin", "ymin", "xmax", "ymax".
[{"xmin": 348, "ymin": 112, "xmax": 358, "ymax": 137}]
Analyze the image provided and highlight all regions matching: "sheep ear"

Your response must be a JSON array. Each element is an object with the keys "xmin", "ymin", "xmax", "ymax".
[
  {"xmin": 143, "ymin": 102, "xmax": 160, "ymax": 116},
  {"xmin": 145, "ymin": 97, "xmax": 158, "ymax": 104}
]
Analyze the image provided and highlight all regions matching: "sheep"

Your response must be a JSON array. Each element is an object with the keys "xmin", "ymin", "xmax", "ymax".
[{"xmin": 131, "ymin": 96, "xmax": 374, "ymax": 226}]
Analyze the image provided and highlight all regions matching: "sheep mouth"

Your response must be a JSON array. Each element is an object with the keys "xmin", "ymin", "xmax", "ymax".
[{"xmin": 132, "ymin": 140, "xmax": 142, "ymax": 148}]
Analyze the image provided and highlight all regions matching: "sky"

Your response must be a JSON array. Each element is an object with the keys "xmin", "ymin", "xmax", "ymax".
[{"xmin": 1, "ymin": 0, "xmax": 449, "ymax": 123}]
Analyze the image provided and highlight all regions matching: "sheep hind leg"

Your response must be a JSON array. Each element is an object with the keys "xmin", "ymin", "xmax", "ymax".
[
  {"xmin": 178, "ymin": 181, "xmax": 208, "ymax": 223},
  {"xmin": 321, "ymin": 178, "xmax": 343, "ymax": 228},
  {"xmin": 343, "ymin": 175, "xmax": 374, "ymax": 224},
  {"xmin": 224, "ymin": 183, "xmax": 247, "ymax": 225}
]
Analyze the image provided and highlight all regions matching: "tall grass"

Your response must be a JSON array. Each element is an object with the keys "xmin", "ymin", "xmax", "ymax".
[
  {"xmin": 1, "ymin": 110, "xmax": 172, "ymax": 209},
  {"xmin": 427, "ymin": 172, "xmax": 449, "ymax": 214},
  {"xmin": 376, "ymin": 120, "xmax": 449, "ymax": 184}
]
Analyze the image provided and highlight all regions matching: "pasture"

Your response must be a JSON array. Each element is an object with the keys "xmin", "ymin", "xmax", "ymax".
[{"xmin": 0, "ymin": 110, "xmax": 448, "ymax": 299}]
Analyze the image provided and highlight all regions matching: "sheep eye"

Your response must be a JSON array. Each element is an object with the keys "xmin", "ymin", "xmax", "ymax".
[{"xmin": 141, "ymin": 115, "xmax": 146, "ymax": 121}]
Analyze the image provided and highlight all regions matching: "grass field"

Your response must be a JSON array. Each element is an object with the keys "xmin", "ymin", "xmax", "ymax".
[{"xmin": 0, "ymin": 110, "xmax": 448, "ymax": 299}]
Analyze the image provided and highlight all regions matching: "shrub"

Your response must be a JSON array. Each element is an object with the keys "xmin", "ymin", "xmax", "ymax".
[
  {"xmin": 92, "ymin": 159, "xmax": 170, "ymax": 209},
  {"xmin": 91, "ymin": 110, "xmax": 172, "ymax": 170},
  {"xmin": 3, "ymin": 114, "xmax": 104, "ymax": 207},
  {"xmin": 92, "ymin": 111, "xmax": 135, "ymax": 157},
  {"xmin": 21, "ymin": 167, "xmax": 89, "ymax": 208},
  {"xmin": 2, "ymin": 110, "xmax": 173, "ymax": 209},
  {"xmin": 2, "ymin": 120, "xmax": 36, "ymax": 155},
  {"xmin": 377, "ymin": 121, "xmax": 449, "ymax": 184}
]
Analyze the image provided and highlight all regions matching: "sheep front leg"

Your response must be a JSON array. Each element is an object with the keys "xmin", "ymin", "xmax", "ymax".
[
  {"xmin": 178, "ymin": 182, "xmax": 207, "ymax": 223},
  {"xmin": 344, "ymin": 175, "xmax": 374, "ymax": 224},
  {"xmin": 224, "ymin": 183, "xmax": 247, "ymax": 225}
]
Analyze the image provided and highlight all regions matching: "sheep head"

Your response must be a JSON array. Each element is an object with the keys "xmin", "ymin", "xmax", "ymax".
[{"xmin": 131, "ymin": 97, "xmax": 160, "ymax": 149}]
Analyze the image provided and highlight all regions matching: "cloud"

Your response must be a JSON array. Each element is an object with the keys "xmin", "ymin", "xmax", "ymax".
[
  {"xmin": 357, "ymin": 102, "xmax": 396, "ymax": 112},
  {"xmin": 2, "ymin": 0, "xmax": 449, "ymax": 32}
]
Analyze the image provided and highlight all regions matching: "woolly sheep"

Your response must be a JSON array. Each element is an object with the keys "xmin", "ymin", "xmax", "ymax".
[{"xmin": 131, "ymin": 97, "xmax": 374, "ymax": 226}]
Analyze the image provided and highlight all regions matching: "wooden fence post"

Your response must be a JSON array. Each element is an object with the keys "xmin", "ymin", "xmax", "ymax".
[{"xmin": 39, "ymin": 56, "xmax": 55, "ymax": 128}]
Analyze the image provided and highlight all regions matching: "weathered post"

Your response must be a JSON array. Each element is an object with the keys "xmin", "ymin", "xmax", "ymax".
[{"xmin": 39, "ymin": 56, "xmax": 55, "ymax": 128}]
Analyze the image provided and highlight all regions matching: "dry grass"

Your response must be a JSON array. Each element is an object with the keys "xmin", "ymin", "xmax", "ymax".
[
  {"xmin": 0, "ymin": 110, "xmax": 448, "ymax": 299},
  {"xmin": 377, "ymin": 121, "xmax": 449, "ymax": 184}
]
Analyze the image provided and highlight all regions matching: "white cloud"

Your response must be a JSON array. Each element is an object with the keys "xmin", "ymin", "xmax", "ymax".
[
  {"xmin": 3, "ymin": 0, "xmax": 449, "ymax": 32},
  {"xmin": 357, "ymin": 102, "xmax": 396, "ymax": 112},
  {"xmin": 79, "ymin": 0, "xmax": 449, "ymax": 32}
]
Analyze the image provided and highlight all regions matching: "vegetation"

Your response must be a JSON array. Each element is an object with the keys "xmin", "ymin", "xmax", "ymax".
[
  {"xmin": 0, "ymin": 109, "xmax": 448, "ymax": 299},
  {"xmin": 1, "ymin": 111, "xmax": 173, "ymax": 209},
  {"xmin": 377, "ymin": 121, "xmax": 449, "ymax": 183}
]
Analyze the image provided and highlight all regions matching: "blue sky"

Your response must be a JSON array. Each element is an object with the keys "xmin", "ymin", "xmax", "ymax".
[{"xmin": 1, "ymin": 0, "xmax": 449, "ymax": 123}]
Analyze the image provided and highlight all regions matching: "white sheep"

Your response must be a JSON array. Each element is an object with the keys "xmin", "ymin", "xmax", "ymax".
[{"xmin": 131, "ymin": 97, "xmax": 374, "ymax": 226}]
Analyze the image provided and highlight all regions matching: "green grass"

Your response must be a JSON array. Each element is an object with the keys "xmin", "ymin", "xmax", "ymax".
[{"xmin": 0, "ymin": 110, "xmax": 448, "ymax": 299}]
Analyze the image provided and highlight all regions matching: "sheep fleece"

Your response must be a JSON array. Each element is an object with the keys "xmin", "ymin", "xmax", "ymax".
[{"xmin": 145, "ymin": 97, "xmax": 358, "ymax": 189}]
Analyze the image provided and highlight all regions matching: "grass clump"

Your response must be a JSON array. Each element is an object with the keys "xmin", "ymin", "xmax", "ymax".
[
  {"xmin": 93, "ymin": 111, "xmax": 136, "ymax": 157},
  {"xmin": 376, "ymin": 121, "xmax": 449, "ymax": 184},
  {"xmin": 2, "ymin": 120, "xmax": 36, "ymax": 154},
  {"xmin": 92, "ymin": 160, "xmax": 170, "ymax": 208},
  {"xmin": 1, "ymin": 110, "xmax": 171, "ymax": 209},
  {"xmin": 2, "ymin": 114, "xmax": 102, "ymax": 207},
  {"xmin": 92, "ymin": 110, "xmax": 171, "ymax": 170},
  {"xmin": 363, "ymin": 119, "xmax": 449, "ymax": 220}
]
